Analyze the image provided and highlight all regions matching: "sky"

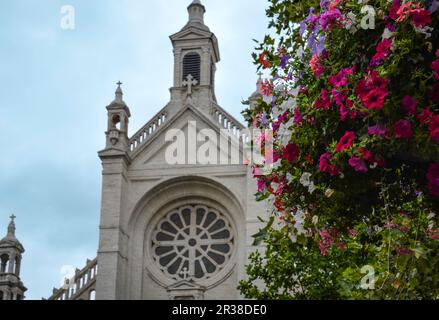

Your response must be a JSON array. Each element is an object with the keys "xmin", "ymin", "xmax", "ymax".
[{"xmin": 0, "ymin": 0, "xmax": 269, "ymax": 299}]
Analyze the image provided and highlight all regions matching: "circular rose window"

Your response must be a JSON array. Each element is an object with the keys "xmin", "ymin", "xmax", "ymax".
[{"xmin": 151, "ymin": 205, "xmax": 234, "ymax": 281}]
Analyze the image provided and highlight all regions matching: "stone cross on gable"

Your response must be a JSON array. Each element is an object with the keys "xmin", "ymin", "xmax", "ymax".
[
  {"xmin": 10, "ymin": 214, "xmax": 16, "ymax": 222},
  {"xmin": 182, "ymin": 74, "xmax": 198, "ymax": 96},
  {"xmin": 180, "ymin": 267, "xmax": 192, "ymax": 280}
]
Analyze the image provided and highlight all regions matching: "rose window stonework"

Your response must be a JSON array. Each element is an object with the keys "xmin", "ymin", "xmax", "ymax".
[{"xmin": 151, "ymin": 205, "xmax": 234, "ymax": 281}]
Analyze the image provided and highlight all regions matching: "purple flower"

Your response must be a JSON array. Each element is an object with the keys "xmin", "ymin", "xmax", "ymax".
[
  {"xmin": 320, "ymin": 9, "xmax": 342, "ymax": 31},
  {"xmin": 280, "ymin": 54, "xmax": 290, "ymax": 69},
  {"xmin": 368, "ymin": 124, "xmax": 388, "ymax": 137},
  {"xmin": 261, "ymin": 113, "xmax": 267, "ymax": 127},
  {"xmin": 349, "ymin": 157, "xmax": 368, "ymax": 173},
  {"xmin": 299, "ymin": 20, "xmax": 307, "ymax": 37}
]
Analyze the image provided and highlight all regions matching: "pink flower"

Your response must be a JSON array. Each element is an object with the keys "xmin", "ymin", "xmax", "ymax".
[
  {"xmin": 427, "ymin": 163, "xmax": 439, "ymax": 196},
  {"xmin": 314, "ymin": 89, "xmax": 331, "ymax": 110},
  {"xmin": 318, "ymin": 230, "xmax": 334, "ymax": 256},
  {"xmin": 389, "ymin": 0, "xmax": 402, "ymax": 20},
  {"xmin": 356, "ymin": 71, "xmax": 389, "ymax": 110},
  {"xmin": 410, "ymin": 9, "xmax": 432, "ymax": 27},
  {"xmin": 294, "ymin": 108, "xmax": 303, "ymax": 127},
  {"xmin": 336, "ymin": 131, "xmax": 355, "ymax": 152},
  {"xmin": 393, "ymin": 119, "xmax": 413, "ymax": 139},
  {"xmin": 281, "ymin": 143, "xmax": 299, "ymax": 163},
  {"xmin": 371, "ymin": 38, "xmax": 392, "ymax": 65},
  {"xmin": 362, "ymin": 89, "xmax": 389, "ymax": 110},
  {"xmin": 368, "ymin": 124, "xmax": 388, "ymax": 137},
  {"xmin": 320, "ymin": 8, "xmax": 343, "ymax": 31},
  {"xmin": 319, "ymin": 152, "xmax": 340, "ymax": 176},
  {"xmin": 260, "ymin": 79, "xmax": 273, "ymax": 96},
  {"xmin": 429, "ymin": 115, "xmax": 439, "ymax": 142},
  {"xmin": 401, "ymin": 96, "xmax": 417, "ymax": 116},
  {"xmin": 349, "ymin": 156, "xmax": 368, "ymax": 173},
  {"xmin": 328, "ymin": 66, "xmax": 355, "ymax": 87},
  {"xmin": 310, "ymin": 54, "xmax": 325, "ymax": 78},
  {"xmin": 359, "ymin": 148, "xmax": 374, "ymax": 162},
  {"xmin": 418, "ymin": 108, "xmax": 433, "ymax": 125},
  {"xmin": 257, "ymin": 179, "xmax": 266, "ymax": 192}
]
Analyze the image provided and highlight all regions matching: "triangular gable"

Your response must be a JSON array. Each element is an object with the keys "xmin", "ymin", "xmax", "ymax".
[{"xmin": 129, "ymin": 104, "xmax": 245, "ymax": 169}]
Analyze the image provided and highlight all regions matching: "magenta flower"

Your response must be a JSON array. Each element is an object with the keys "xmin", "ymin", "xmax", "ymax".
[
  {"xmin": 393, "ymin": 119, "xmax": 413, "ymax": 139},
  {"xmin": 418, "ymin": 108, "xmax": 433, "ymax": 125},
  {"xmin": 281, "ymin": 143, "xmax": 299, "ymax": 163},
  {"xmin": 294, "ymin": 108, "xmax": 303, "ymax": 127},
  {"xmin": 336, "ymin": 131, "xmax": 355, "ymax": 152},
  {"xmin": 401, "ymin": 96, "xmax": 417, "ymax": 116},
  {"xmin": 349, "ymin": 156, "xmax": 368, "ymax": 173},
  {"xmin": 319, "ymin": 152, "xmax": 340, "ymax": 176},
  {"xmin": 368, "ymin": 124, "xmax": 388, "ymax": 137}
]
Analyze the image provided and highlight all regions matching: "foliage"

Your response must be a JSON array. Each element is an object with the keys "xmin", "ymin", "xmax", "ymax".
[{"xmin": 239, "ymin": 0, "xmax": 439, "ymax": 299}]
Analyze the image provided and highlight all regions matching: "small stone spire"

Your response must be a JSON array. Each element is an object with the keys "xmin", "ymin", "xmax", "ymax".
[
  {"xmin": 249, "ymin": 72, "xmax": 263, "ymax": 102},
  {"xmin": 187, "ymin": 0, "xmax": 206, "ymax": 25},
  {"xmin": 6, "ymin": 214, "xmax": 16, "ymax": 240},
  {"xmin": 115, "ymin": 81, "xmax": 123, "ymax": 103}
]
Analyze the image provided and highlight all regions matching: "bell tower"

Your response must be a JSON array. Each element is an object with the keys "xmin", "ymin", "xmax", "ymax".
[
  {"xmin": 0, "ymin": 215, "xmax": 26, "ymax": 300},
  {"xmin": 103, "ymin": 82, "xmax": 131, "ymax": 152},
  {"xmin": 170, "ymin": 0, "xmax": 221, "ymax": 112}
]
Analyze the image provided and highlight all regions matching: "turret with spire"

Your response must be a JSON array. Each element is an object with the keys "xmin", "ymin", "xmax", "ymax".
[
  {"xmin": 100, "ymin": 81, "xmax": 131, "ymax": 153},
  {"xmin": 0, "ymin": 215, "xmax": 27, "ymax": 300}
]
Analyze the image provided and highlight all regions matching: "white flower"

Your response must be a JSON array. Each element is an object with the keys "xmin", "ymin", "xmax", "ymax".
[
  {"xmin": 325, "ymin": 188, "xmax": 335, "ymax": 198},
  {"xmin": 428, "ymin": 212, "xmax": 436, "ymax": 220},
  {"xmin": 413, "ymin": 26, "xmax": 433, "ymax": 39},
  {"xmin": 300, "ymin": 172, "xmax": 312, "ymax": 186},
  {"xmin": 286, "ymin": 173, "xmax": 294, "ymax": 184},
  {"xmin": 308, "ymin": 182, "xmax": 316, "ymax": 194}
]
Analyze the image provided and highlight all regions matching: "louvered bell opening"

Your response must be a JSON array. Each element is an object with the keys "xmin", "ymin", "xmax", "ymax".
[{"xmin": 183, "ymin": 53, "xmax": 201, "ymax": 83}]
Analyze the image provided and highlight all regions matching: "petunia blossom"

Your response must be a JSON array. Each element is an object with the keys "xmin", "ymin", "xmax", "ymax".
[
  {"xmin": 401, "ymin": 96, "xmax": 417, "ymax": 116},
  {"xmin": 393, "ymin": 119, "xmax": 413, "ymax": 139},
  {"xmin": 336, "ymin": 131, "xmax": 355, "ymax": 152},
  {"xmin": 349, "ymin": 156, "xmax": 368, "ymax": 173}
]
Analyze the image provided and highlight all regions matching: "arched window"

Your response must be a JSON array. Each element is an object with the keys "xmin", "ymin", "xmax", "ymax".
[
  {"xmin": 183, "ymin": 53, "xmax": 201, "ymax": 83},
  {"xmin": 0, "ymin": 254, "xmax": 9, "ymax": 273},
  {"xmin": 89, "ymin": 290, "xmax": 96, "ymax": 300}
]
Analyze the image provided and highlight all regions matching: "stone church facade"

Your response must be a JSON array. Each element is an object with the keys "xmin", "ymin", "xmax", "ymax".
[{"xmin": 1, "ymin": 0, "xmax": 266, "ymax": 301}]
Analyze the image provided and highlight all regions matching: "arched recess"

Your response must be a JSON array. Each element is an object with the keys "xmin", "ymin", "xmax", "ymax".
[
  {"xmin": 127, "ymin": 176, "xmax": 245, "ymax": 300},
  {"xmin": 0, "ymin": 254, "xmax": 9, "ymax": 273}
]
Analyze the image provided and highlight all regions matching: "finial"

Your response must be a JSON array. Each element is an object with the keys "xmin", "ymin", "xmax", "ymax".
[
  {"xmin": 115, "ymin": 81, "xmax": 123, "ymax": 102},
  {"xmin": 187, "ymin": 0, "xmax": 205, "ymax": 24},
  {"xmin": 256, "ymin": 72, "xmax": 263, "ymax": 92},
  {"xmin": 7, "ymin": 214, "xmax": 16, "ymax": 239}
]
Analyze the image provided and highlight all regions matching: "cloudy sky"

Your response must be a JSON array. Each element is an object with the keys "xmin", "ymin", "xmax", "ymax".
[{"xmin": 0, "ymin": 0, "xmax": 269, "ymax": 299}]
